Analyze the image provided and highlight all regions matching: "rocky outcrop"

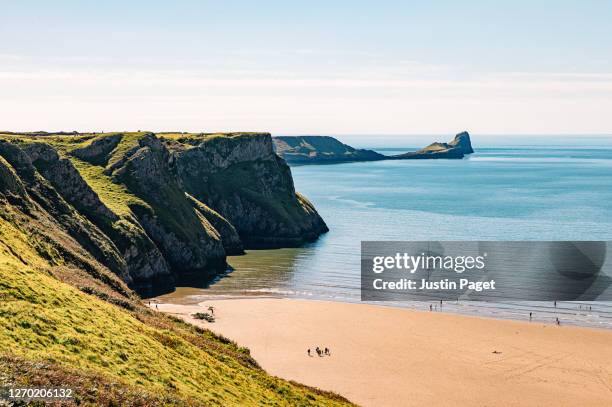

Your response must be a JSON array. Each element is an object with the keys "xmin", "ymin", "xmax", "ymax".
[
  {"xmin": 173, "ymin": 133, "xmax": 328, "ymax": 248},
  {"xmin": 111, "ymin": 134, "xmax": 226, "ymax": 278},
  {"xmin": 394, "ymin": 132, "xmax": 473, "ymax": 159},
  {"xmin": 188, "ymin": 194, "xmax": 243, "ymax": 255},
  {"xmin": 0, "ymin": 156, "xmax": 27, "ymax": 199},
  {"xmin": 12, "ymin": 140, "xmax": 173, "ymax": 292},
  {"xmin": 0, "ymin": 132, "xmax": 328, "ymax": 295},
  {"xmin": 274, "ymin": 135, "xmax": 385, "ymax": 164},
  {"xmin": 71, "ymin": 134, "xmax": 122, "ymax": 165},
  {"xmin": 274, "ymin": 131, "xmax": 475, "ymax": 164},
  {"xmin": 391, "ymin": 131, "xmax": 475, "ymax": 159},
  {"xmin": 0, "ymin": 141, "xmax": 132, "ymax": 284},
  {"xmin": 447, "ymin": 131, "xmax": 474, "ymax": 154},
  {"xmin": 24, "ymin": 142, "xmax": 117, "ymax": 222}
]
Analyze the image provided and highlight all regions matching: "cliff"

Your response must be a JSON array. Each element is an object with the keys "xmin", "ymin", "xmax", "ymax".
[
  {"xmin": 169, "ymin": 133, "xmax": 328, "ymax": 248},
  {"xmin": 0, "ymin": 131, "xmax": 349, "ymax": 405},
  {"xmin": 273, "ymin": 135, "xmax": 385, "ymax": 164},
  {"xmin": 273, "ymin": 131, "xmax": 474, "ymax": 164},
  {"xmin": 0, "ymin": 132, "xmax": 327, "ymax": 295},
  {"xmin": 0, "ymin": 137, "xmax": 349, "ymax": 406}
]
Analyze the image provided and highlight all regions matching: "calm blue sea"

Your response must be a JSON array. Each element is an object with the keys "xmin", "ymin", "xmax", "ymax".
[{"xmin": 160, "ymin": 140, "xmax": 612, "ymax": 328}]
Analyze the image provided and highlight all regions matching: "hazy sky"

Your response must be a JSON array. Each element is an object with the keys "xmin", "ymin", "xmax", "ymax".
[{"xmin": 1, "ymin": 1, "xmax": 611, "ymax": 135}]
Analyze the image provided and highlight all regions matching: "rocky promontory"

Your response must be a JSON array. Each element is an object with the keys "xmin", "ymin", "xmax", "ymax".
[
  {"xmin": 0, "ymin": 131, "xmax": 353, "ymax": 407},
  {"xmin": 273, "ymin": 135, "xmax": 386, "ymax": 164},
  {"xmin": 0, "ymin": 131, "xmax": 328, "ymax": 295},
  {"xmin": 391, "ymin": 131, "xmax": 474, "ymax": 159},
  {"xmin": 273, "ymin": 131, "xmax": 474, "ymax": 164}
]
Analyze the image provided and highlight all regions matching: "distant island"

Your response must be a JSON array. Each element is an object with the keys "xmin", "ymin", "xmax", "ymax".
[{"xmin": 273, "ymin": 131, "xmax": 474, "ymax": 164}]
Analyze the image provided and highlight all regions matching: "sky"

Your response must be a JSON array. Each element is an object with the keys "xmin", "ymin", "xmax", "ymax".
[{"xmin": 1, "ymin": 0, "xmax": 611, "ymax": 136}]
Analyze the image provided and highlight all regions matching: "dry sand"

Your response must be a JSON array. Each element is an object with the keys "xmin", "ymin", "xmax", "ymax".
[{"xmin": 155, "ymin": 298, "xmax": 612, "ymax": 406}]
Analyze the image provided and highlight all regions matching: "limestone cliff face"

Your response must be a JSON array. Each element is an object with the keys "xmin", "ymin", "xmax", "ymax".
[
  {"xmin": 187, "ymin": 194, "xmax": 243, "ymax": 254},
  {"xmin": 110, "ymin": 134, "xmax": 226, "ymax": 278},
  {"xmin": 0, "ymin": 132, "xmax": 328, "ymax": 295},
  {"xmin": 0, "ymin": 141, "xmax": 132, "ymax": 284},
  {"xmin": 173, "ymin": 133, "xmax": 329, "ymax": 248},
  {"xmin": 18, "ymin": 140, "xmax": 173, "ymax": 292},
  {"xmin": 23, "ymin": 143, "xmax": 117, "ymax": 222}
]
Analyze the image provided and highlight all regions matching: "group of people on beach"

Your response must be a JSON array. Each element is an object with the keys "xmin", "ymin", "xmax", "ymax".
[
  {"xmin": 426, "ymin": 299, "xmax": 595, "ymax": 327},
  {"xmin": 528, "ymin": 301, "xmax": 595, "ymax": 326},
  {"xmin": 307, "ymin": 346, "xmax": 331, "ymax": 357}
]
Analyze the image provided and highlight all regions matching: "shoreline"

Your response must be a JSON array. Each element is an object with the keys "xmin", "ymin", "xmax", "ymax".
[
  {"xmin": 152, "ymin": 297, "xmax": 612, "ymax": 407},
  {"xmin": 155, "ymin": 288, "xmax": 612, "ymax": 330}
]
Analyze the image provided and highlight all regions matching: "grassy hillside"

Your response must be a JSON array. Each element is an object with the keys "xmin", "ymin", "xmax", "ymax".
[
  {"xmin": 0, "ymin": 132, "xmax": 350, "ymax": 406},
  {"xmin": 0, "ymin": 259, "xmax": 350, "ymax": 405}
]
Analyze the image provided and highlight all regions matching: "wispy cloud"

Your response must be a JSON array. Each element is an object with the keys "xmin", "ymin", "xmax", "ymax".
[{"xmin": 2, "ymin": 69, "xmax": 611, "ymax": 93}]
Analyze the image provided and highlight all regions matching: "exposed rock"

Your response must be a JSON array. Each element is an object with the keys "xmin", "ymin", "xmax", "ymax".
[
  {"xmin": 0, "ymin": 156, "xmax": 27, "ymax": 199},
  {"xmin": 447, "ymin": 131, "xmax": 474, "ymax": 154},
  {"xmin": 188, "ymin": 194, "xmax": 244, "ymax": 255},
  {"xmin": 111, "ymin": 218, "xmax": 173, "ymax": 293},
  {"xmin": 0, "ymin": 141, "xmax": 131, "ymax": 284},
  {"xmin": 0, "ymin": 131, "xmax": 329, "ymax": 294},
  {"xmin": 0, "ymin": 140, "xmax": 37, "ymax": 182},
  {"xmin": 392, "ymin": 131, "xmax": 474, "ymax": 159},
  {"xmin": 24, "ymin": 142, "xmax": 117, "ymax": 222},
  {"xmin": 111, "ymin": 134, "xmax": 227, "ymax": 279},
  {"xmin": 274, "ymin": 135, "xmax": 385, "ymax": 164},
  {"xmin": 274, "ymin": 131, "xmax": 475, "ymax": 163},
  {"xmin": 174, "ymin": 133, "xmax": 328, "ymax": 248},
  {"xmin": 71, "ymin": 134, "xmax": 122, "ymax": 165}
]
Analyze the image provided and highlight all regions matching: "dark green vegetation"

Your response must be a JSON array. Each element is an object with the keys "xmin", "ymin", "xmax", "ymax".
[
  {"xmin": 273, "ymin": 131, "xmax": 474, "ymax": 164},
  {"xmin": 0, "ymin": 131, "xmax": 349, "ymax": 406}
]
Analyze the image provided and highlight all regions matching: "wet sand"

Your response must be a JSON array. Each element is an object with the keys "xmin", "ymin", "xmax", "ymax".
[{"xmin": 153, "ymin": 298, "xmax": 612, "ymax": 407}]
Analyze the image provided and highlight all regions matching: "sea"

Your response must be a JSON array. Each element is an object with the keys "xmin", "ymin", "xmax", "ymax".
[{"xmin": 158, "ymin": 136, "xmax": 612, "ymax": 329}]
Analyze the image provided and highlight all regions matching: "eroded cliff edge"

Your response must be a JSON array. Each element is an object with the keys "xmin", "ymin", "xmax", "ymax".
[{"xmin": 0, "ymin": 132, "xmax": 328, "ymax": 295}]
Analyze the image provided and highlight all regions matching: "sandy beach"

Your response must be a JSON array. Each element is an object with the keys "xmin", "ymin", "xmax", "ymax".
[{"xmin": 154, "ymin": 298, "xmax": 612, "ymax": 406}]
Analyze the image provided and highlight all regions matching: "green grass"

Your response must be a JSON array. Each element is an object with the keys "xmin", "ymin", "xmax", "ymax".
[
  {"xmin": 69, "ymin": 157, "xmax": 148, "ymax": 218},
  {"xmin": 0, "ymin": 133, "xmax": 346, "ymax": 404},
  {"xmin": 0, "ymin": 223, "xmax": 352, "ymax": 406}
]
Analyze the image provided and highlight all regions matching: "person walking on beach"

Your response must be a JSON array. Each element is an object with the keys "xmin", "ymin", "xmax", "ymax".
[
  {"xmin": 554, "ymin": 300, "xmax": 557, "ymax": 308},
  {"xmin": 429, "ymin": 304, "xmax": 432, "ymax": 311},
  {"xmin": 529, "ymin": 312, "xmax": 532, "ymax": 321},
  {"xmin": 556, "ymin": 317, "xmax": 560, "ymax": 325}
]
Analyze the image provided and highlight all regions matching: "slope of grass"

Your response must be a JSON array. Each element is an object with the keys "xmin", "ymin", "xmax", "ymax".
[
  {"xmin": 0, "ymin": 222, "xmax": 351, "ymax": 406},
  {"xmin": 69, "ymin": 157, "xmax": 148, "ymax": 218},
  {"xmin": 0, "ymin": 133, "xmax": 349, "ymax": 404}
]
